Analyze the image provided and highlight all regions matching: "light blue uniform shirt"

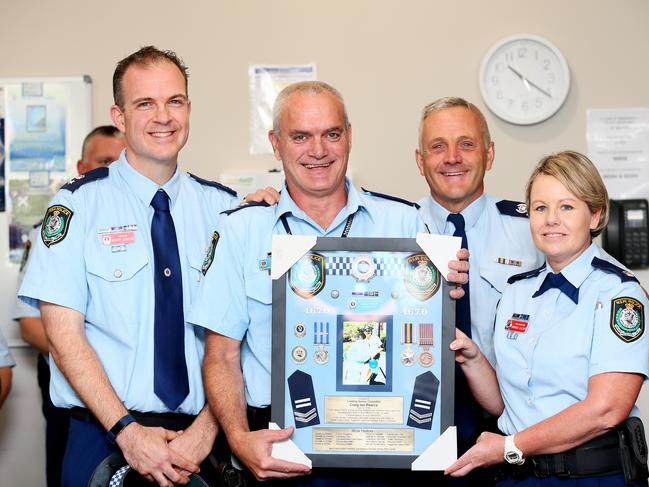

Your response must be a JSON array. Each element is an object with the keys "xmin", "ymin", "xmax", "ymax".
[
  {"xmin": 13, "ymin": 226, "xmax": 41, "ymax": 321},
  {"xmin": 188, "ymin": 181, "xmax": 425, "ymax": 407},
  {"xmin": 18, "ymin": 151, "xmax": 237, "ymax": 413},
  {"xmin": 418, "ymin": 194, "xmax": 543, "ymax": 364},
  {"xmin": 495, "ymin": 243, "xmax": 649, "ymax": 435}
]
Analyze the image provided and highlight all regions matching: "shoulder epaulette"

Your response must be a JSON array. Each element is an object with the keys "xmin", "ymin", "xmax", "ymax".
[
  {"xmin": 60, "ymin": 167, "xmax": 109, "ymax": 192},
  {"xmin": 591, "ymin": 257, "xmax": 639, "ymax": 284},
  {"xmin": 188, "ymin": 173, "xmax": 237, "ymax": 197},
  {"xmin": 361, "ymin": 187, "xmax": 420, "ymax": 209},
  {"xmin": 496, "ymin": 200, "xmax": 529, "ymax": 218},
  {"xmin": 507, "ymin": 263, "xmax": 546, "ymax": 284},
  {"xmin": 221, "ymin": 201, "xmax": 270, "ymax": 216}
]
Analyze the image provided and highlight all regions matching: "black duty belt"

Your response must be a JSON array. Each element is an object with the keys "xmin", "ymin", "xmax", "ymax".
[
  {"xmin": 499, "ymin": 429, "xmax": 622, "ymax": 480},
  {"xmin": 70, "ymin": 407, "xmax": 196, "ymax": 431},
  {"xmin": 246, "ymin": 405, "xmax": 271, "ymax": 432}
]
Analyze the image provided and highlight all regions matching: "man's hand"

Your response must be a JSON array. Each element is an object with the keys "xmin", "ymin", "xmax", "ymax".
[
  {"xmin": 167, "ymin": 423, "xmax": 215, "ymax": 478},
  {"xmin": 445, "ymin": 431, "xmax": 505, "ymax": 477},
  {"xmin": 116, "ymin": 422, "xmax": 199, "ymax": 486},
  {"xmin": 231, "ymin": 427, "xmax": 311, "ymax": 481},
  {"xmin": 447, "ymin": 248, "xmax": 469, "ymax": 299},
  {"xmin": 240, "ymin": 187, "xmax": 280, "ymax": 206}
]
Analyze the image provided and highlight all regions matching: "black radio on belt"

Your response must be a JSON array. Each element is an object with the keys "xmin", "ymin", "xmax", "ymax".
[{"xmin": 603, "ymin": 199, "xmax": 649, "ymax": 269}]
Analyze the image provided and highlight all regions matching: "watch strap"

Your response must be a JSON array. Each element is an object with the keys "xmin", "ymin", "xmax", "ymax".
[{"xmin": 106, "ymin": 414, "xmax": 136, "ymax": 444}]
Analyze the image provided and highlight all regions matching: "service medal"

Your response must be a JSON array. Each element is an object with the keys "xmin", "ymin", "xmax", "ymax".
[
  {"xmin": 313, "ymin": 322, "xmax": 330, "ymax": 365},
  {"xmin": 291, "ymin": 345, "xmax": 307, "ymax": 364},
  {"xmin": 418, "ymin": 350, "xmax": 434, "ymax": 367}
]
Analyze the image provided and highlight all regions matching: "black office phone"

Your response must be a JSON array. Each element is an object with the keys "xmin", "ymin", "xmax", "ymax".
[{"xmin": 602, "ymin": 199, "xmax": 649, "ymax": 269}]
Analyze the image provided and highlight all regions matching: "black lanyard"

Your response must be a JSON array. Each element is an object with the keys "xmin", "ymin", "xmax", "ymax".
[{"xmin": 280, "ymin": 213, "xmax": 354, "ymax": 238}]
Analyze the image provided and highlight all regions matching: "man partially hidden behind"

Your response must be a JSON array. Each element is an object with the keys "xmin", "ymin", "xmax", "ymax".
[
  {"xmin": 13, "ymin": 125, "xmax": 125, "ymax": 487},
  {"xmin": 18, "ymin": 46, "xmax": 241, "ymax": 486},
  {"xmin": 189, "ymin": 81, "xmax": 469, "ymax": 485}
]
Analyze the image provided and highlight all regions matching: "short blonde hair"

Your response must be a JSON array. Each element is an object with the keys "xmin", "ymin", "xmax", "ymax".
[{"xmin": 525, "ymin": 150, "xmax": 609, "ymax": 237}]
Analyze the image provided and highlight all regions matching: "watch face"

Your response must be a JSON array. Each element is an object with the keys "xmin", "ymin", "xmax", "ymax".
[{"xmin": 479, "ymin": 34, "xmax": 570, "ymax": 125}]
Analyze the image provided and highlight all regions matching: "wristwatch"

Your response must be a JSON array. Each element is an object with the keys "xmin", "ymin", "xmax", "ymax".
[{"xmin": 504, "ymin": 435, "xmax": 525, "ymax": 465}]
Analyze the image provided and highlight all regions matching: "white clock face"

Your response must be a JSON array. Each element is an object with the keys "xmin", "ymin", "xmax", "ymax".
[{"xmin": 479, "ymin": 35, "xmax": 570, "ymax": 125}]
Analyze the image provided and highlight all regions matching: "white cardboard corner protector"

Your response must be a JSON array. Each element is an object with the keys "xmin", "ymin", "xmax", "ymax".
[
  {"xmin": 271, "ymin": 235, "xmax": 317, "ymax": 280},
  {"xmin": 416, "ymin": 233, "xmax": 461, "ymax": 280},
  {"xmin": 411, "ymin": 426, "xmax": 457, "ymax": 471},
  {"xmin": 268, "ymin": 422, "xmax": 312, "ymax": 468}
]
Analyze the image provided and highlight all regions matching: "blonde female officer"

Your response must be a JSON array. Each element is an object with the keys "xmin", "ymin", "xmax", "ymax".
[{"xmin": 446, "ymin": 151, "xmax": 649, "ymax": 486}]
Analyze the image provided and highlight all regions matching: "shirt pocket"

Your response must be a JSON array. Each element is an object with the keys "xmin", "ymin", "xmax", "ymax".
[
  {"xmin": 245, "ymin": 271, "xmax": 272, "ymax": 305},
  {"xmin": 86, "ymin": 245, "xmax": 149, "ymax": 283},
  {"xmin": 479, "ymin": 261, "xmax": 520, "ymax": 294}
]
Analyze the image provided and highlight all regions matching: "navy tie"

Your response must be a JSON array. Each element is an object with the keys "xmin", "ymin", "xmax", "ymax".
[
  {"xmin": 447, "ymin": 212, "xmax": 481, "ymax": 447},
  {"xmin": 447, "ymin": 213, "xmax": 471, "ymax": 337},
  {"xmin": 150, "ymin": 189, "xmax": 189, "ymax": 410},
  {"xmin": 533, "ymin": 272, "xmax": 579, "ymax": 304}
]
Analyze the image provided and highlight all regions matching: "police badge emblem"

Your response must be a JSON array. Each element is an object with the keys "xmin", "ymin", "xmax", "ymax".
[
  {"xmin": 351, "ymin": 255, "xmax": 376, "ymax": 282},
  {"xmin": 41, "ymin": 205, "xmax": 73, "ymax": 247},
  {"xmin": 404, "ymin": 253, "xmax": 440, "ymax": 301},
  {"xmin": 611, "ymin": 297, "xmax": 644, "ymax": 342},
  {"xmin": 201, "ymin": 231, "xmax": 219, "ymax": 275},
  {"xmin": 289, "ymin": 253, "xmax": 325, "ymax": 299}
]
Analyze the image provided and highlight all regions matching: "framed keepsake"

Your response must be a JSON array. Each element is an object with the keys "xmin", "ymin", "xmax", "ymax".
[{"xmin": 271, "ymin": 235, "xmax": 458, "ymax": 469}]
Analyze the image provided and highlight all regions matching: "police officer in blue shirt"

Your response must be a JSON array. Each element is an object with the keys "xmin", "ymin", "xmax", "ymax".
[
  {"xmin": 12, "ymin": 125, "xmax": 125, "ymax": 487},
  {"xmin": 188, "ymin": 81, "xmax": 469, "ymax": 484},
  {"xmin": 18, "ymin": 46, "xmax": 239, "ymax": 487},
  {"xmin": 414, "ymin": 98, "xmax": 545, "ymax": 483},
  {"xmin": 447, "ymin": 151, "xmax": 649, "ymax": 486}
]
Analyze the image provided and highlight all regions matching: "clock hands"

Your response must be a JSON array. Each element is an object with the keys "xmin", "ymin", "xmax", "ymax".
[{"xmin": 507, "ymin": 65, "xmax": 552, "ymax": 98}]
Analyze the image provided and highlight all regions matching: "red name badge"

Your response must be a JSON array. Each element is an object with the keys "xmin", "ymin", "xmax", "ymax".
[
  {"xmin": 101, "ymin": 231, "xmax": 136, "ymax": 246},
  {"xmin": 505, "ymin": 313, "xmax": 530, "ymax": 333}
]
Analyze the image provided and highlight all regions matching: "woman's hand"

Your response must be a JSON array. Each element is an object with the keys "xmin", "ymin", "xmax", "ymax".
[{"xmin": 445, "ymin": 432, "xmax": 506, "ymax": 477}]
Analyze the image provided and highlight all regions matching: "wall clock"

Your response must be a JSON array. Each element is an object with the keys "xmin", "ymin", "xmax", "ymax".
[{"xmin": 479, "ymin": 34, "xmax": 570, "ymax": 125}]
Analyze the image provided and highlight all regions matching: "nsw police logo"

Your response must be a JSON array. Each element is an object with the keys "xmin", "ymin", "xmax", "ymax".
[
  {"xmin": 289, "ymin": 252, "xmax": 325, "ymax": 299},
  {"xmin": 41, "ymin": 205, "xmax": 73, "ymax": 247},
  {"xmin": 404, "ymin": 253, "xmax": 440, "ymax": 301},
  {"xmin": 611, "ymin": 297, "xmax": 644, "ymax": 342},
  {"xmin": 201, "ymin": 231, "xmax": 219, "ymax": 276}
]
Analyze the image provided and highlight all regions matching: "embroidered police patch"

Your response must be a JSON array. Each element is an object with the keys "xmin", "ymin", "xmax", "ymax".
[
  {"xmin": 41, "ymin": 205, "xmax": 73, "ymax": 247},
  {"xmin": 201, "ymin": 231, "xmax": 219, "ymax": 275},
  {"xmin": 611, "ymin": 297, "xmax": 644, "ymax": 342}
]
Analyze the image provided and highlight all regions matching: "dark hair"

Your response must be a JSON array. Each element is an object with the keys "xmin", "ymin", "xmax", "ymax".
[
  {"xmin": 113, "ymin": 46, "xmax": 189, "ymax": 109},
  {"xmin": 81, "ymin": 125, "xmax": 122, "ymax": 159}
]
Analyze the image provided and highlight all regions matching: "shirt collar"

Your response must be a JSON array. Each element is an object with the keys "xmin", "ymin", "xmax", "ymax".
[
  {"xmin": 419, "ymin": 193, "xmax": 486, "ymax": 234},
  {"xmin": 540, "ymin": 242, "xmax": 599, "ymax": 290},
  {"xmin": 113, "ymin": 150, "xmax": 182, "ymax": 209},
  {"xmin": 274, "ymin": 178, "xmax": 371, "ymax": 228}
]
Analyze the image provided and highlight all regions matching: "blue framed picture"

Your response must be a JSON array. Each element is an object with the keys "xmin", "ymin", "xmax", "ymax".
[{"xmin": 271, "ymin": 237, "xmax": 455, "ymax": 469}]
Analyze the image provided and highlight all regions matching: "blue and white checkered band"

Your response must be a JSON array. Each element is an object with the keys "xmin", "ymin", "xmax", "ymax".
[
  {"xmin": 325, "ymin": 256, "xmax": 405, "ymax": 277},
  {"xmin": 109, "ymin": 465, "xmax": 131, "ymax": 487},
  {"xmin": 314, "ymin": 322, "xmax": 330, "ymax": 345}
]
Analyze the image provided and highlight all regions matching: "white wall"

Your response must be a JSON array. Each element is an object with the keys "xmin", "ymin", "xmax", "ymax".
[{"xmin": 1, "ymin": 1, "xmax": 648, "ymax": 484}]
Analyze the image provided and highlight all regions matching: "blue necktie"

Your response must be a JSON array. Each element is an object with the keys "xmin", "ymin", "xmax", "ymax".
[
  {"xmin": 150, "ymin": 189, "xmax": 189, "ymax": 410},
  {"xmin": 533, "ymin": 272, "xmax": 579, "ymax": 304},
  {"xmin": 447, "ymin": 213, "xmax": 471, "ymax": 337},
  {"xmin": 447, "ymin": 212, "xmax": 481, "ymax": 446}
]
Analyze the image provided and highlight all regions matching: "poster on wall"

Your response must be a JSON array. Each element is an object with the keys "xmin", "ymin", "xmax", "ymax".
[
  {"xmin": 249, "ymin": 64, "xmax": 317, "ymax": 155},
  {"xmin": 587, "ymin": 108, "xmax": 649, "ymax": 199},
  {"xmin": 2, "ymin": 77, "xmax": 91, "ymax": 263}
]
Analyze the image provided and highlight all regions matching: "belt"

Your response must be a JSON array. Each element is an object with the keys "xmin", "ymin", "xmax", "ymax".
[
  {"xmin": 246, "ymin": 405, "xmax": 271, "ymax": 431},
  {"xmin": 70, "ymin": 407, "xmax": 196, "ymax": 431},
  {"xmin": 499, "ymin": 429, "xmax": 623, "ymax": 480}
]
